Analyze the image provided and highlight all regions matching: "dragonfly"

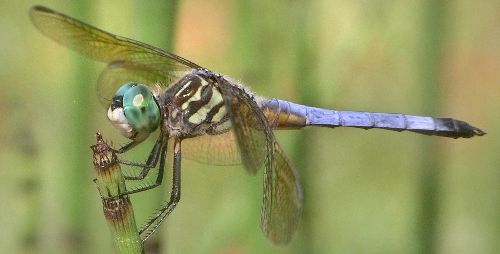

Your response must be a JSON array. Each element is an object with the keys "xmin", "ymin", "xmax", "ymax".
[{"xmin": 30, "ymin": 5, "xmax": 485, "ymax": 244}]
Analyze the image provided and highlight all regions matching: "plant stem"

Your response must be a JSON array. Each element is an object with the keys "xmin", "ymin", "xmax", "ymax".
[{"xmin": 91, "ymin": 133, "xmax": 143, "ymax": 254}]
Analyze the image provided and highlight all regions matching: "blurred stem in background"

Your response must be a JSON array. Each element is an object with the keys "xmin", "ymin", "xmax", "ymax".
[
  {"xmin": 416, "ymin": 0, "xmax": 447, "ymax": 253},
  {"xmin": 292, "ymin": 1, "xmax": 318, "ymax": 254},
  {"xmin": 63, "ymin": 2, "xmax": 95, "ymax": 253},
  {"xmin": 132, "ymin": 1, "xmax": 179, "ymax": 252},
  {"xmin": 234, "ymin": 1, "xmax": 319, "ymax": 251},
  {"xmin": 18, "ymin": 132, "xmax": 39, "ymax": 253}
]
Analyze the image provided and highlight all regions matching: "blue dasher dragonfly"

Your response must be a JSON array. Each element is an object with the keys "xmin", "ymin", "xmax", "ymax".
[{"xmin": 30, "ymin": 5, "xmax": 485, "ymax": 244}]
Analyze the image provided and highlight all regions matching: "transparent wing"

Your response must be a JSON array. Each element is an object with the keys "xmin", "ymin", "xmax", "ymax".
[
  {"xmin": 30, "ymin": 6, "xmax": 200, "ymax": 107},
  {"xmin": 181, "ymin": 131, "xmax": 242, "ymax": 166},
  {"xmin": 96, "ymin": 62, "xmax": 188, "ymax": 108},
  {"xmin": 261, "ymin": 142, "xmax": 303, "ymax": 244},
  {"xmin": 219, "ymin": 81, "xmax": 303, "ymax": 244}
]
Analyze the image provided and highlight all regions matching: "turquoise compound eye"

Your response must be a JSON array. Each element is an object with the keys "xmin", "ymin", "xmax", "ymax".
[{"xmin": 121, "ymin": 83, "xmax": 161, "ymax": 133}]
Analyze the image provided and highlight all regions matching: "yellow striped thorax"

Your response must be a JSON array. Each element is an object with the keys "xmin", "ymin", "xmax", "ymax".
[{"xmin": 165, "ymin": 72, "xmax": 230, "ymax": 137}]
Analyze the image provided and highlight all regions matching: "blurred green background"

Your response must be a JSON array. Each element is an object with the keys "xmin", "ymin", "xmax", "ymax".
[{"xmin": 1, "ymin": 0, "xmax": 498, "ymax": 253}]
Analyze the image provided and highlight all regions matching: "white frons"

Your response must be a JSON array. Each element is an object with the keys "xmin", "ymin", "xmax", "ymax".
[{"xmin": 107, "ymin": 107, "xmax": 135, "ymax": 139}]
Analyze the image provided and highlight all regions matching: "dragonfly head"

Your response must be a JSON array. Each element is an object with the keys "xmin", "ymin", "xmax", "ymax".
[{"xmin": 107, "ymin": 83, "xmax": 161, "ymax": 141}]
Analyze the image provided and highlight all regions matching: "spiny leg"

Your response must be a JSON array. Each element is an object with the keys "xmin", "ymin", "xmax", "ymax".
[
  {"xmin": 113, "ymin": 139, "xmax": 141, "ymax": 154},
  {"xmin": 139, "ymin": 138, "xmax": 182, "ymax": 242},
  {"xmin": 124, "ymin": 136, "xmax": 165, "ymax": 180},
  {"xmin": 118, "ymin": 137, "xmax": 162, "ymax": 168},
  {"xmin": 119, "ymin": 136, "xmax": 169, "ymax": 196}
]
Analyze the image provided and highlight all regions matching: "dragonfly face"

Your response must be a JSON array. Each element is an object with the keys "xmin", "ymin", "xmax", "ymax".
[
  {"xmin": 30, "ymin": 5, "xmax": 484, "ymax": 246},
  {"xmin": 108, "ymin": 82, "xmax": 161, "ymax": 141}
]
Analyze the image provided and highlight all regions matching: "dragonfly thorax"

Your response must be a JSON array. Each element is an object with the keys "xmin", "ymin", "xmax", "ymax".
[{"xmin": 162, "ymin": 72, "xmax": 230, "ymax": 138}]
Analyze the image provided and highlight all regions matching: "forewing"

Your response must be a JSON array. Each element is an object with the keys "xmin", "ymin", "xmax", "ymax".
[
  {"xmin": 30, "ymin": 6, "xmax": 200, "ymax": 106},
  {"xmin": 30, "ymin": 6, "xmax": 200, "ymax": 69},
  {"xmin": 96, "ymin": 62, "xmax": 188, "ymax": 108},
  {"xmin": 219, "ymin": 81, "xmax": 303, "ymax": 244}
]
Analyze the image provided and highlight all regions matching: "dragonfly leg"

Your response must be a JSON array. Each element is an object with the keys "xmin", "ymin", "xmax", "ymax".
[
  {"xmin": 119, "ymin": 138, "xmax": 169, "ymax": 195},
  {"xmin": 112, "ymin": 140, "xmax": 140, "ymax": 154},
  {"xmin": 139, "ymin": 138, "xmax": 182, "ymax": 242},
  {"xmin": 124, "ymin": 136, "xmax": 165, "ymax": 180},
  {"xmin": 111, "ymin": 138, "xmax": 157, "ymax": 168}
]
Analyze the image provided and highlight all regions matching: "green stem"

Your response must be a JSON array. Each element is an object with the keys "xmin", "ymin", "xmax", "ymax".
[{"xmin": 92, "ymin": 133, "xmax": 143, "ymax": 254}]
